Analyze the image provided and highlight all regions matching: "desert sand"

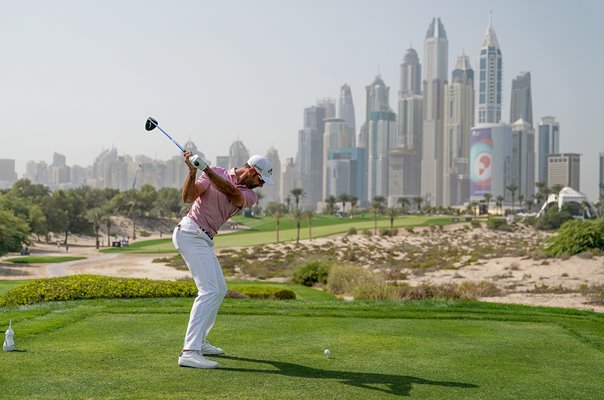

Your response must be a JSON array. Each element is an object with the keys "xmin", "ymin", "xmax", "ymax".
[{"xmin": 1, "ymin": 224, "xmax": 602, "ymax": 313}]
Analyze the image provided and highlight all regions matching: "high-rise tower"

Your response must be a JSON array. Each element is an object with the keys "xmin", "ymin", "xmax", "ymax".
[
  {"xmin": 421, "ymin": 17, "xmax": 448, "ymax": 206},
  {"xmin": 359, "ymin": 75, "xmax": 390, "ymax": 149},
  {"xmin": 444, "ymin": 53, "xmax": 474, "ymax": 205},
  {"xmin": 537, "ymin": 116, "xmax": 560, "ymax": 184},
  {"xmin": 337, "ymin": 84, "xmax": 356, "ymax": 146},
  {"xmin": 297, "ymin": 105, "xmax": 326, "ymax": 210},
  {"xmin": 510, "ymin": 71, "xmax": 533, "ymax": 126},
  {"xmin": 477, "ymin": 14, "xmax": 503, "ymax": 124},
  {"xmin": 392, "ymin": 47, "xmax": 423, "ymax": 202}
]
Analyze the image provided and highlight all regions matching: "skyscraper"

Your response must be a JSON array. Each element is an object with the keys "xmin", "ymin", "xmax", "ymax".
[
  {"xmin": 368, "ymin": 110, "xmax": 397, "ymax": 200},
  {"xmin": 511, "ymin": 119, "xmax": 535, "ymax": 199},
  {"xmin": 228, "ymin": 140, "xmax": 249, "ymax": 168},
  {"xmin": 421, "ymin": 17, "xmax": 448, "ymax": 206},
  {"xmin": 547, "ymin": 153, "xmax": 580, "ymax": 192},
  {"xmin": 337, "ymin": 84, "xmax": 356, "ymax": 146},
  {"xmin": 444, "ymin": 53, "xmax": 474, "ymax": 205},
  {"xmin": 510, "ymin": 72, "xmax": 533, "ymax": 126},
  {"xmin": 359, "ymin": 75, "xmax": 390, "ymax": 150},
  {"xmin": 599, "ymin": 153, "xmax": 604, "ymax": 199},
  {"xmin": 393, "ymin": 47, "xmax": 423, "ymax": 201},
  {"xmin": 297, "ymin": 105, "xmax": 326, "ymax": 210},
  {"xmin": 323, "ymin": 118, "xmax": 347, "ymax": 198},
  {"xmin": 263, "ymin": 147, "xmax": 281, "ymax": 205},
  {"xmin": 537, "ymin": 116, "xmax": 560, "ymax": 184},
  {"xmin": 477, "ymin": 14, "xmax": 503, "ymax": 124}
]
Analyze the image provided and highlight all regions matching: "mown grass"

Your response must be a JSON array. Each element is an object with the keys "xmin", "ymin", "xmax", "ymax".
[
  {"xmin": 0, "ymin": 298, "xmax": 602, "ymax": 399},
  {"xmin": 4, "ymin": 256, "xmax": 86, "ymax": 264},
  {"xmin": 100, "ymin": 215, "xmax": 454, "ymax": 254}
]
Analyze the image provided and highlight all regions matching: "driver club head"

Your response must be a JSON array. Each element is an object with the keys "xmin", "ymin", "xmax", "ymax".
[{"xmin": 145, "ymin": 117, "xmax": 158, "ymax": 131}]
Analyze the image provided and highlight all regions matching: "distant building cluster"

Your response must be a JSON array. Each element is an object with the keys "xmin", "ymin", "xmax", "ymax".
[{"xmin": 1, "ymin": 15, "xmax": 600, "ymax": 208}]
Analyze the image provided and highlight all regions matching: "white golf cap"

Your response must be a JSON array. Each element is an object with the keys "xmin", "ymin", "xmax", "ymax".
[{"xmin": 247, "ymin": 155, "xmax": 274, "ymax": 185}]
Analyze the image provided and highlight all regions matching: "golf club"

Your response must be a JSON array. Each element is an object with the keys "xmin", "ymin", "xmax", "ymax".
[{"xmin": 145, "ymin": 117, "xmax": 205, "ymax": 169}]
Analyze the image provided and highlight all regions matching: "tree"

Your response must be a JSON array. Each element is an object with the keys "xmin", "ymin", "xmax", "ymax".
[
  {"xmin": 482, "ymin": 193, "xmax": 493, "ymax": 215},
  {"xmin": 349, "ymin": 196, "xmax": 358, "ymax": 216},
  {"xmin": 525, "ymin": 198, "xmax": 534, "ymax": 213},
  {"xmin": 386, "ymin": 207, "xmax": 397, "ymax": 236},
  {"xmin": 0, "ymin": 209, "xmax": 30, "ymax": 256},
  {"xmin": 293, "ymin": 209, "xmax": 303, "ymax": 244},
  {"xmin": 85, "ymin": 207, "xmax": 104, "ymax": 249},
  {"xmin": 397, "ymin": 197, "xmax": 410, "ymax": 214},
  {"xmin": 274, "ymin": 211, "xmax": 282, "ymax": 243},
  {"xmin": 304, "ymin": 210, "xmax": 314, "ymax": 241},
  {"xmin": 43, "ymin": 189, "xmax": 87, "ymax": 246},
  {"xmin": 290, "ymin": 188, "xmax": 304, "ymax": 212},
  {"xmin": 550, "ymin": 184, "xmax": 564, "ymax": 196},
  {"xmin": 535, "ymin": 181, "xmax": 549, "ymax": 208},
  {"xmin": 372, "ymin": 196, "xmax": 386, "ymax": 235},
  {"xmin": 254, "ymin": 191, "xmax": 265, "ymax": 215},
  {"xmin": 336, "ymin": 193, "xmax": 350, "ymax": 214},
  {"xmin": 413, "ymin": 196, "xmax": 423, "ymax": 214},
  {"xmin": 495, "ymin": 195, "xmax": 504, "ymax": 216},
  {"xmin": 324, "ymin": 195, "xmax": 336, "ymax": 215},
  {"xmin": 506, "ymin": 184, "xmax": 518, "ymax": 214}
]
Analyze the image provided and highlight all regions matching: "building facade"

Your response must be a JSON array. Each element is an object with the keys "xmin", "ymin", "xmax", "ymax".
[
  {"xmin": 510, "ymin": 119, "xmax": 535, "ymax": 199},
  {"xmin": 547, "ymin": 153, "xmax": 580, "ymax": 192},
  {"xmin": 421, "ymin": 17, "xmax": 448, "ymax": 206},
  {"xmin": 477, "ymin": 15, "xmax": 503, "ymax": 124},
  {"xmin": 510, "ymin": 71, "xmax": 533, "ymax": 126},
  {"xmin": 537, "ymin": 116, "xmax": 560, "ymax": 184}
]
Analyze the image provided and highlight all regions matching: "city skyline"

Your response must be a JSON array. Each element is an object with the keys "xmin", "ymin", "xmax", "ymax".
[{"xmin": 1, "ymin": 0, "xmax": 603, "ymax": 200}]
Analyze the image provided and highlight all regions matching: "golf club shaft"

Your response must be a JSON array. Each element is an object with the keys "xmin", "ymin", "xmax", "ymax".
[{"xmin": 156, "ymin": 125, "xmax": 186, "ymax": 153}]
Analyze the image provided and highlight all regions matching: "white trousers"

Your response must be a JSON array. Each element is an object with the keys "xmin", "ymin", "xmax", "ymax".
[{"xmin": 172, "ymin": 217, "xmax": 227, "ymax": 351}]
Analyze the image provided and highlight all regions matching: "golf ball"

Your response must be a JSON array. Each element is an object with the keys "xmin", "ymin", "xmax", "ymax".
[{"xmin": 324, "ymin": 349, "xmax": 331, "ymax": 358}]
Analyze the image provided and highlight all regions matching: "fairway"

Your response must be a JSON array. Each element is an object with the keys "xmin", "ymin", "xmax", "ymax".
[
  {"xmin": 101, "ymin": 215, "xmax": 456, "ymax": 253},
  {"xmin": 1, "ymin": 298, "xmax": 602, "ymax": 399}
]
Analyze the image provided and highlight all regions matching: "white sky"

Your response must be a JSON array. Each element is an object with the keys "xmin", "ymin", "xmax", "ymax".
[{"xmin": 1, "ymin": 0, "xmax": 603, "ymax": 199}]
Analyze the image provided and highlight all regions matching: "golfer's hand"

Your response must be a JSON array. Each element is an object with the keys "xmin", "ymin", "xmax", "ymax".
[{"xmin": 183, "ymin": 151, "xmax": 196, "ymax": 172}]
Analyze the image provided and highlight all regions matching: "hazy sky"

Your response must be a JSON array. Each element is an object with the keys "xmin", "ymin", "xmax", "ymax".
[{"xmin": 1, "ymin": 0, "xmax": 603, "ymax": 199}]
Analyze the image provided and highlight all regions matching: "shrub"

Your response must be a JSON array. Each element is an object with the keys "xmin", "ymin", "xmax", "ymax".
[
  {"xmin": 326, "ymin": 264, "xmax": 380, "ymax": 295},
  {"xmin": 0, "ymin": 275, "xmax": 295, "ymax": 307},
  {"xmin": 138, "ymin": 230, "xmax": 151, "ymax": 237},
  {"xmin": 291, "ymin": 260, "xmax": 332, "ymax": 286},
  {"xmin": 486, "ymin": 217, "xmax": 513, "ymax": 231},
  {"xmin": 545, "ymin": 219, "xmax": 604, "ymax": 257},
  {"xmin": 362, "ymin": 229, "xmax": 373, "ymax": 236},
  {"xmin": 535, "ymin": 205, "xmax": 573, "ymax": 231},
  {"xmin": 346, "ymin": 227, "xmax": 357, "ymax": 236},
  {"xmin": 231, "ymin": 286, "xmax": 296, "ymax": 300},
  {"xmin": 353, "ymin": 281, "xmax": 502, "ymax": 301},
  {"xmin": 0, "ymin": 275, "xmax": 197, "ymax": 307}
]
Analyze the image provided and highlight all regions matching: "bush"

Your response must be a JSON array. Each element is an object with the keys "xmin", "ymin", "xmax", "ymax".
[
  {"xmin": 346, "ymin": 227, "xmax": 357, "ymax": 236},
  {"xmin": 138, "ymin": 230, "xmax": 151, "ymax": 237},
  {"xmin": 326, "ymin": 264, "xmax": 380, "ymax": 295},
  {"xmin": 486, "ymin": 217, "xmax": 513, "ymax": 231},
  {"xmin": 353, "ymin": 281, "xmax": 502, "ymax": 301},
  {"xmin": 545, "ymin": 219, "xmax": 604, "ymax": 257},
  {"xmin": 535, "ymin": 205, "xmax": 573, "ymax": 231},
  {"xmin": 232, "ymin": 286, "xmax": 296, "ymax": 300},
  {"xmin": 0, "ymin": 275, "xmax": 294, "ymax": 307},
  {"xmin": 0, "ymin": 275, "xmax": 197, "ymax": 307},
  {"xmin": 291, "ymin": 260, "xmax": 332, "ymax": 286}
]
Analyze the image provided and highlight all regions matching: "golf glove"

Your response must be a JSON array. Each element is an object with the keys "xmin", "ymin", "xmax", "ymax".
[{"xmin": 188, "ymin": 154, "xmax": 208, "ymax": 171}]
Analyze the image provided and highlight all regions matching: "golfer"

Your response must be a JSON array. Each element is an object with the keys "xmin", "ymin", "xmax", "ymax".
[{"xmin": 173, "ymin": 150, "xmax": 274, "ymax": 369}]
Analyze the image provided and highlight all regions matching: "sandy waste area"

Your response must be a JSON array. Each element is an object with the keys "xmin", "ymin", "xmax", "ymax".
[{"xmin": 1, "ymin": 224, "xmax": 602, "ymax": 313}]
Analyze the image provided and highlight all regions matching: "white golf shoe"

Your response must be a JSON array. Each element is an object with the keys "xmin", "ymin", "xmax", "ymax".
[
  {"xmin": 199, "ymin": 341, "xmax": 224, "ymax": 356},
  {"xmin": 178, "ymin": 351, "xmax": 219, "ymax": 369}
]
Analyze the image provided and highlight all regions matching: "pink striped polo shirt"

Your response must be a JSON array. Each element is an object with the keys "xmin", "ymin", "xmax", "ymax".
[{"xmin": 187, "ymin": 167, "xmax": 257, "ymax": 236}]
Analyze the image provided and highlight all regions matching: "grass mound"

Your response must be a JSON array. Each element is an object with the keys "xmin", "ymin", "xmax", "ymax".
[{"xmin": 0, "ymin": 275, "xmax": 296, "ymax": 306}]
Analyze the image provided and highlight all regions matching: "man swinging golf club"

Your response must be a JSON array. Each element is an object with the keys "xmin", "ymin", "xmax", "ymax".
[{"xmin": 174, "ymin": 150, "xmax": 274, "ymax": 369}]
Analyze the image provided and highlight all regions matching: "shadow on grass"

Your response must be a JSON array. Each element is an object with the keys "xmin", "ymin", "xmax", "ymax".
[{"xmin": 219, "ymin": 355, "xmax": 478, "ymax": 397}]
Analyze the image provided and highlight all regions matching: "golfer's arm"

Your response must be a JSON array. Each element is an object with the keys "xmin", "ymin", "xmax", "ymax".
[
  {"xmin": 204, "ymin": 168, "xmax": 244, "ymax": 207},
  {"xmin": 182, "ymin": 171, "xmax": 204, "ymax": 203}
]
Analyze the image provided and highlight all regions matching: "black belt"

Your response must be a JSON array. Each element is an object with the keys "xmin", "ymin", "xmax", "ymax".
[{"xmin": 177, "ymin": 224, "xmax": 214, "ymax": 240}]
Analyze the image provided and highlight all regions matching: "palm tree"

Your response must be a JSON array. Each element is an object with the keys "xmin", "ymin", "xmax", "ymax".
[
  {"xmin": 102, "ymin": 214, "xmax": 112, "ymax": 247},
  {"xmin": 482, "ymin": 193, "xmax": 493, "ymax": 215},
  {"xmin": 304, "ymin": 210, "xmax": 314, "ymax": 241},
  {"xmin": 495, "ymin": 195, "xmax": 504, "ymax": 216},
  {"xmin": 254, "ymin": 191, "xmax": 265, "ymax": 216},
  {"xmin": 293, "ymin": 209, "xmax": 303, "ymax": 244},
  {"xmin": 397, "ymin": 197, "xmax": 410, "ymax": 214},
  {"xmin": 386, "ymin": 207, "xmax": 397, "ymax": 236},
  {"xmin": 285, "ymin": 195, "xmax": 292, "ymax": 213},
  {"xmin": 290, "ymin": 188, "xmax": 304, "ymax": 212},
  {"xmin": 85, "ymin": 207, "xmax": 103, "ymax": 249},
  {"xmin": 524, "ymin": 198, "xmax": 534, "ymax": 213},
  {"xmin": 506, "ymin": 184, "xmax": 518, "ymax": 214},
  {"xmin": 467, "ymin": 201, "xmax": 479, "ymax": 216},
  {"xmin": 372, "ymin": 196, "xmax": 386, "ymax": 235},
  {"xmin": 518, "ymin": 194, "xmax": 525, "ymax": 212},
  {"xmin": 550, "ymin": 184, "xmax": 564, "ymax": 196},
  {"xmin": 336, "ymin": 193, "xmax": 350, "ymax": 214},
  {"xmin": 412, "ymin": 196, "xmax": 423, "ymax": 214},
  {"xmin": 274, "ymin": 211, "xmax": 282, "ymax": 243},
  {"xmin": 349, "ymin": 196, "xmax": 358, "ymax": 216},
  {"xmin": 324, "ymin": 195, "xmax": 337, "ymax": 215},
  {"xmin": 535, "ymin": 181, "xmax": 548, "ymax": 208}
]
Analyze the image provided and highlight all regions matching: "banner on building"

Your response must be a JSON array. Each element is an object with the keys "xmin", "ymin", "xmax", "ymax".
[{"xmin": 470, "ymin": 128, "xmax": 493, "ymax": 197}]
